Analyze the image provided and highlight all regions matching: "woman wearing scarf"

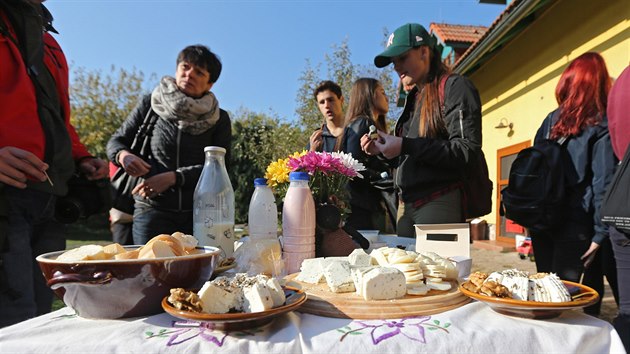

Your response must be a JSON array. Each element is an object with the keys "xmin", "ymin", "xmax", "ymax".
[{"xmin": 107, "ymin": 45, "xmax": 231, "ymax": 244}]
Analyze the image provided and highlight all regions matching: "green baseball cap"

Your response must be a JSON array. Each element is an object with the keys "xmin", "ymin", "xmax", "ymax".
[{"xmin": 374, "ymin": 23, "xmax": 433, "ymax": 68}]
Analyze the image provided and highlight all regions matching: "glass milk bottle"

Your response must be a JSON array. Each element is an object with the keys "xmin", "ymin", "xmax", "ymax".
[
  {"xmin": 248, "ymin": 178, "xmax": 282, "ymax": 275},
  {"xmin": 282, "ymin": 172, "xmax": 316, "ymax": 274},
  {"xmin": 193, "ymin": 146, "xmax": 235, "ymax": 258}
]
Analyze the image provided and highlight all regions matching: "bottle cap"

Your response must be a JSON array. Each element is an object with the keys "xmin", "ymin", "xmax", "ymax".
[
  {"xmin": 289, "ymin": 171, "xmax": 310, "ymax": 181},
  {"xmin": 254, "ymin": 178, "xmax": 267, "ymax": 186},
  {"xmin": 204, "ymin": 146, "xmax": 227, "ymax": 154}
]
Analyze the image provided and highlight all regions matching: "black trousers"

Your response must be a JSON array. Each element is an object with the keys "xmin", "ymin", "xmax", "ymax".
[
  {"xmin": 611, "ymin": 227, "xmax": 630, "ymax": 351},
  {"xmin": 530, "ymin": 222, "xmax": 618, "ymax": 316}
]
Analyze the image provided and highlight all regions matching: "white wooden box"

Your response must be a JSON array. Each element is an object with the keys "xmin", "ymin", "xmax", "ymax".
[{"xmin": 414, "ymin": 223, "xmax": 470, "ymax": 258}]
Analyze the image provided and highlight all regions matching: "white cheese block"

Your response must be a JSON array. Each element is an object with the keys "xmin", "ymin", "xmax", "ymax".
[
  {"xmin": 265, "ymin": 277, "xmax": 286, "ymax": 307},
  {"xmin": 499, "ymin": 270, "xmax": 529, "ymax": 301},
  {"xmin": 296, "ymin": 258, "xmax": 326, "ymax": 284},
  {"xmin": 351, "ymin": 266, "xmax": 377, "ymax": 296},
  {"xmin": 198, "ymin": 281, "xmax": 241, "ymax": 314},
  {"xmin": 324, "ymin": 261, "xmax": 355, "ymax": 293},
  {"xmin": 242, "ymin": 282, "xmax": 274, "ymax": 313},
  {"xmin": 361, "ymin": 267, "xmax": 406, "ymax": 300},
  {"xmin": 348, "ymin": 249, "xmax": 372, "ymax": 267}
]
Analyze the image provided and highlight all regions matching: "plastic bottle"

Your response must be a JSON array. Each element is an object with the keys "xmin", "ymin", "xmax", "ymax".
[
  {"xmin": 193, "ymin": 146, "xmax": 235, "ymax": 257},
  {"xmin": 282, "ymin": 171, "xmax": 316, "ymax": 274},
  {"xmin": 245, "ymin": 178, "xmax": 282, "ymax": 275},
  {"xmin": 248, "ymin": 178, "xmax": 278, "ymax": 239}
]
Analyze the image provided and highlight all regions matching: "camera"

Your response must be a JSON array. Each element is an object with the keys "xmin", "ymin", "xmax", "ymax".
[{"xmin": 55, "ymin": 173, "xmax": 112, "ymax": 224}]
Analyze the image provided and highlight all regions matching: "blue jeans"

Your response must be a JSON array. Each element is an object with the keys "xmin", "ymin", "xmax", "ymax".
[
  {"xmin": 132, "ymin": 201, "xmax": 192, "ymax": 244},
  {"xmin": 0, "ymin": 187, "xmax": 65, "ymax": 328}
]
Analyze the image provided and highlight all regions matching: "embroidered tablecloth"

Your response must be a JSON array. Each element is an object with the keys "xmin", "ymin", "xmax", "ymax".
[{"xmin": 0, "ymin": 302, "xmax": 625, "ymax": 353}]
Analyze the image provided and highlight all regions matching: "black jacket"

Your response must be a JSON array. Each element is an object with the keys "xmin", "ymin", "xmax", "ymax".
[
  {"xmin": 341, "ymin": 116, "xmax": 391, "ymax": 210},
  {"xmin": 107, "ymin": 94, "xmax": 232, "ymax": 212},
  {"xmin": 393, "ymin": 74, "xmax": 483, "ymax": 203},
  {"xmin": 534, "ymin": 110, "xmax": 616, "ymax": 244}
]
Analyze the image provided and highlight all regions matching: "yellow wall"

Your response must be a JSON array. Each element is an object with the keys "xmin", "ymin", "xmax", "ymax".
[{"xmin": 468, "ymin": 0, "xmax": 630, "ymax": 227}]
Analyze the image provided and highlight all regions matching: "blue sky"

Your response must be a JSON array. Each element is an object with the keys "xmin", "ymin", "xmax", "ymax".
[{"xmin": 47, "ymin": 0, "xmax": 506, "ymax": 121}]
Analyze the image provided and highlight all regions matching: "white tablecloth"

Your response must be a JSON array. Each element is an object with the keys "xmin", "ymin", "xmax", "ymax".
[{"xmin": 0, "ymin": 302, "xmax": 625, "ymax": 354}]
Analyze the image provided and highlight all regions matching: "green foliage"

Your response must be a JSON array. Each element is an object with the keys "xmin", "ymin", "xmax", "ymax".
[
  {"xmin": 294, "ymin": 36, "xmax": 400, "ymax": 133},
  {"xmin": 228, "ymin": 109, "xmax": 303, "ymax": 223},
  {"xmin": 69, "ymin": 65, "xmax": 156, "ymax": 159}
]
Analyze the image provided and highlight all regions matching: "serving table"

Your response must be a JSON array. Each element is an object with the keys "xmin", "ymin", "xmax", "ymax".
[{"xmin": 0, "ymin": 302, "xmax": 625, "ymax": 353}]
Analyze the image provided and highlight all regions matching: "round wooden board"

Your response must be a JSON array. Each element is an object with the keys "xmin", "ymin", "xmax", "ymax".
[{"xmin": 285, "ymin": 273, "xmax": 471, "ymax": 319}]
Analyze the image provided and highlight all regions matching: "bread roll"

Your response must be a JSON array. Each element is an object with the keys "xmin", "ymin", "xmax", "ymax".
[
  {"xmin": 56, "ymin": 245, "xmax": 106, "ymax": 261},
  {"xmin": 144, "ymin": 234, "xmax": 185, "ymax": 256}
]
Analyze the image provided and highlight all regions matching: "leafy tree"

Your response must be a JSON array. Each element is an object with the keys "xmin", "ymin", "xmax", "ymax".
[
  {"xmin": 69, "ymin": 65, "xmax": 156, "ymax": 158},
  {"xmin": 229, "ymin": 108, "xmax": 303, "ymax": 223},
  {"xmin": 295, "ymin": 36, "xmax": 399, "ymax": 134}
]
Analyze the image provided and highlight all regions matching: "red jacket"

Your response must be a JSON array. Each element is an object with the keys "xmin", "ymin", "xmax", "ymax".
[{"xmin": 0, "ymin": 12, "xmax": 90, "ymax": 162}]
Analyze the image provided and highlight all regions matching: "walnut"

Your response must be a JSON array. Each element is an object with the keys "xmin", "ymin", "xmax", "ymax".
[
  {"xmin": 168, "ymin": 288, "xmax": 202, "ymax": 312},
  {"xmin": 479, "ymin": 280, "xmax": 512, "ymax": 298}
]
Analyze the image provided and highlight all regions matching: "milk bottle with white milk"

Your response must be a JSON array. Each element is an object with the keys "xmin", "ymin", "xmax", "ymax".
[
  {"xmin": 247, "ymin": 178, "xmax": 282, "ymax": 275},
  {"xmin": 193, "ymin": 146, "xmax": 235, "ymax": 258}
]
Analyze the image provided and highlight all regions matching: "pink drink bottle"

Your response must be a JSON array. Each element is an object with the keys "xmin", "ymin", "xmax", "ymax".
[{"xmin": 282, "ymin": 172, "xmax": 316, "ymax": 274}]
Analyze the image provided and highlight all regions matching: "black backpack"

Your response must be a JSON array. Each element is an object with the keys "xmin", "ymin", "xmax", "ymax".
[{"xmin": 500, "ymin": 114, "xmax": 573, "ymax": 230}]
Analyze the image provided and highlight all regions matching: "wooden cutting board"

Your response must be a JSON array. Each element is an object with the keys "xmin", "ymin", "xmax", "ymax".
[{"xmin": 285, "ymin": 273, "xmax": 471, "ymax": 319}]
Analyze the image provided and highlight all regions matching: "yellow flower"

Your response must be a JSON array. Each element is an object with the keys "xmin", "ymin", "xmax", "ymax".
[
  {"xmin": 291, "ymin": 150, "xmax": 307, "ymax": 159},
  {"xmin": 265, "ymin": 158, "xmax": 291, "ymax": 187}
]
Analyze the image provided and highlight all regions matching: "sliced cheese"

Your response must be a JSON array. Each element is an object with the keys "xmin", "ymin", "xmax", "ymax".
[{"xmin": 407, "ymin": 283, "xmax": 430, "ymax": 296}]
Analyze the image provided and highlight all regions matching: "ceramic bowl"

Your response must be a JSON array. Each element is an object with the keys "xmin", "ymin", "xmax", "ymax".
[{"xmin": 36, "ymin": 246, "xmax": 220, "ymax": 319}]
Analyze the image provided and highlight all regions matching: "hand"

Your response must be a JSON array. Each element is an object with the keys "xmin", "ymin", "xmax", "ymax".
[
  {"xmin": 580, "ymin": 242, "xmax": 600, "ymax": 269},
  {"xmin": 78, "ymin": 157, "xmax": 109, "ymax": 180},
  {"xmin": 309, "ymin": 129, "xmax": 323, "ymax": 152},
  {"xmin": 132, "ymin": 171, "xmax": 176, "ymax": 199},
  {"xmin": 0, "ymin": 147, "xmax": 48, "ymax": 188},
  {"xmin": 361, "ymin": 130, "xmax": 402, "ymax": 159},
  {"xmin": 119, "ymin": 150, "xmax": 151, "ymax": 177}
]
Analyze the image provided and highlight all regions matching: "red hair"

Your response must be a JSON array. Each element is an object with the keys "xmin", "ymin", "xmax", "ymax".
[{"xmin": 551, "ymin": 52, "xmax": 611, "ymax": 138}]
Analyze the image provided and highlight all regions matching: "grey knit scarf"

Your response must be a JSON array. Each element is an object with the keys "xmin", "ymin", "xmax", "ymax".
[{"xmin": 150, "ymin": 76, "xmax": 220, "ymax": 135}]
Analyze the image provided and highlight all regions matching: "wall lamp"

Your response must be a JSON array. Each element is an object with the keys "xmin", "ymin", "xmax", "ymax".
[{"xmin": 495, "ymin": 118, "xmax": 514, "ymax": 137}]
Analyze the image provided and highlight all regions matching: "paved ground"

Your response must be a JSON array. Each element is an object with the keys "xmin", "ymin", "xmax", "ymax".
[{"xmin": 470, "ymin": 247, "xmax": 617, "ymax": 324}]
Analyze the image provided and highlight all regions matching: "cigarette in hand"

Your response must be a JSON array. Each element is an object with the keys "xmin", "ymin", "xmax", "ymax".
[{"xmin": 369, "ymin": 125, "xmax": 379, "ymax": 141}]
